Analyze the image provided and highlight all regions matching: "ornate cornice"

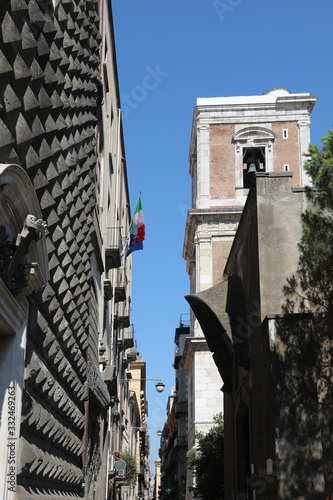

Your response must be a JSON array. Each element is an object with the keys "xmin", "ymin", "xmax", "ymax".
[{"xmin": 183, "ymin": 207, "xmax": 243, "ymax": 260}]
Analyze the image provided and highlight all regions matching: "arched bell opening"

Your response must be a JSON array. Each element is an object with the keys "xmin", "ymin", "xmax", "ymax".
[
  {"xmin": 232, "ymin": 126, "xmax": 276, "ymax": 189},
  {"xmin": 243, "ymin": 147, "xmax": 266, "ymax": 188}
]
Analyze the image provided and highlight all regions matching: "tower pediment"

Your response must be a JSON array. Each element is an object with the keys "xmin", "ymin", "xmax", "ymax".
[{"xmin": 232, "ymin": 126, "xmax": 276, "ymax": 143}]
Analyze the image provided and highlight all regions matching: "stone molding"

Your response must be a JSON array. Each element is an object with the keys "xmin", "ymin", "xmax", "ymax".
[
  {"xmin": 183, "ymin": 207, "xmax": 242, "ymax": 260},
  {"xmin": 87, "ymin": 352, "xmax": 111, "ymax": 407},
  {"xmin": 181, "ymin": 337, "xmax": 210, "ymax": 373},
  {"xmin": 232, "ymin": 126, "xmax": 276, "ymax": 142}
]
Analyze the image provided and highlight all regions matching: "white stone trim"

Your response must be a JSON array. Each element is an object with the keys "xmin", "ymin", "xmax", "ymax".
[
  {"xmin": 196, "ymin": 126, "xmax": 210, "ymax": 208},
  {"xmin": 197, "ymin": 91, "xmax": 313, "ymax": 107},
  {"xmin": 298, "ymin": 120, "xmax": 312, "ymax": 186}
]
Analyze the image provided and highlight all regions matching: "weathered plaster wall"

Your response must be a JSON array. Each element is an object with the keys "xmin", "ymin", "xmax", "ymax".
[
  {"xmin": 256, "ymin": 173, "xmax": 308, "ymax": 319},
  {"xmin": 224, "ymin": 174, "xmax": 325, "ymax": 499}
]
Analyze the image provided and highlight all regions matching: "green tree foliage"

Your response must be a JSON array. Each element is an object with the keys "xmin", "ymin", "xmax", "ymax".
[
  {"xmin": 283, "ymin": 128, "xmax": 333, "ymax": 393},
  {"xmin": 284, "ymin": 128, "xmax": 333, "ymax": 320},
  {"xmin": 146, "ymin": 433, "xmax": 150, "ymax": 458},
  {"xmin": 119, "ymin": 451, "xmax": 137, "ymax": 486},
  {"xmin": 187, "ymin": 413, "xmax": 224, "ymax": 500},
  {"xmin": 283, "ymin": 129, "xmax": 333, "ymax": 496},
  {"xmin": 300, "ymin": 129, "xmax": 333, "ymax": 315}
]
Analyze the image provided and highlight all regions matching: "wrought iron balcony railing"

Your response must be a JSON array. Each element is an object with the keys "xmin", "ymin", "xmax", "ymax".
[{"xmin": 105, "ymin": 226, "xmax": 122, "ymax": 270}]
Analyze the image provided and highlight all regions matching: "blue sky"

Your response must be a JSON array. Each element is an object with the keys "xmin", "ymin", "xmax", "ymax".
[{"xmin": 111, "ymin": 0, "xmax": 333, "ymax": 470}]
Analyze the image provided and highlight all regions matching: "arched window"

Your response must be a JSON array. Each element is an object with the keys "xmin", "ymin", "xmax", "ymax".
[{"xmin": 232, "ymin": 127, "xmax": 276, "ymax": 189}]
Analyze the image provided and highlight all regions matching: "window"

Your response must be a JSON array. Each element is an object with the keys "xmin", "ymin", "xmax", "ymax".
[
  {"xmin": 283, "ymin": 129, "xmax": 288, "ymax": 139},
  {"xmin": 284, "ymin": 164, "xmax": 289, "ymax": 172},
  {"xmin": 103, "ymin": 63, "xmax": 109, "ymax": 93}
]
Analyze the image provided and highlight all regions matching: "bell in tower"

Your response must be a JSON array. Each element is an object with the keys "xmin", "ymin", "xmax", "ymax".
[{"xmin": 243, "ymin": 148, "xmax": 264, "ymax": 188}]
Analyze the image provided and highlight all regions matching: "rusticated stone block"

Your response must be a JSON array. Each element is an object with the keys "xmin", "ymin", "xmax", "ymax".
[
  {"xmin": 0, "ymin": 117, "xmax": 15, "ymax": 157},
  {"xmin": 20, "ymin": 21, "xmax": 38, "ymax": 65},
  {"xmin": 15, "ymin": 112, "xmax": 33, "ymax": 146},
  {"xmin": 1, "ymin": 12, "xmax": 22, "ymax": 47}
]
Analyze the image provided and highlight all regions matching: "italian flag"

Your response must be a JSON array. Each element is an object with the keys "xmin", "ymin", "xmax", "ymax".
[{"xmin": 126, "ymin": 197, "xmax": 145, "ymax": 257}]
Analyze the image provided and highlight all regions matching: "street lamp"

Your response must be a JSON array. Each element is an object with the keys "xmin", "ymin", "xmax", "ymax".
[
  {"xmin": 155, "ymin": 381, "xmax": 165, "ymax": 393},
  {"xmin": 120, "ymin": 378, "xmax": 165, "ymax": 393},
  {"xmin": 132, "ymin": 426, "xmax": 163, "ymax": 436}
]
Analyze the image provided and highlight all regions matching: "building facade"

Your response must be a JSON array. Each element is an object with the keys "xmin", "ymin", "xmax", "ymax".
[
  {"xmin": 153, "ymin": 458, "xmax": 161, "ymax": 500},
  {"xmin": 182, "ymin": 88, "xmax": 317, "ymax": 498},
  {"xmin": 159, "ymin": 319, "xmax": 189, "ymax": 500},
  {"xmin": 129, "ymin": 355, "xmax": 150, "ymax": 500},
  {"xmin": 186, "ymin": 172, "xmax": 331, "ymax": 498},
  {"xmin": 159, "ymin": 390, "xmax": 176, "ymax": 500},
  {"xmin": 0, "ymin": 1, "xmax": 143, "ymax": 499}
]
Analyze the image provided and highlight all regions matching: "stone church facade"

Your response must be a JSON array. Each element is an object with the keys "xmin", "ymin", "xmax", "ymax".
[
  {"xmin": 186, "ymin": 172, "xmax": 332, "ymax": 498},
  {"xmin": 182, "ymin": 88, "xmax": 317, "ymax": 499}
]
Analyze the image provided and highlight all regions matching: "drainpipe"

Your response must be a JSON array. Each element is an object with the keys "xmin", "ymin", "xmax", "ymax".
[
  {"xmin": 109, "ymin": 108, "xmax": 122, "ymax": 345},
  {"xmin": 82, "ymin": 380, "xmax": 90, "ymax": 493}
]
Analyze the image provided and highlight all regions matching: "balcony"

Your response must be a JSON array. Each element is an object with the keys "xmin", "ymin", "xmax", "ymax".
[
  {"xmin": 175, "ymin": 402, "xmax": 188, "ymax": 415},
  {"xmin": 105, "ymin": 226, "xmax": 122, "ymax": 270},
  {"xmin": 174, "ymin": 436, "xmax": 188, "ymax": 448},
  {"xmin": 126, "ymin": 347, "xmax": 137, "ymax": 363},
  {"xmin": 91, "ymin": 209, "xmax": 104, "ymax": 273},
  {"xmin": 117, "ymin": 324, "xmax": 134, "ymax": 350},
  {"xmin": 118, "ymin": 298, "xmax": 130, "ymax": 328},
  {"xmin": 104, "ymin": 279, "xmax": 113, "ymax": 301},
  {"xmin": 114, "ymin": 267, "xmax": 127, "ymax": 303},
  {"xmin": 123, "ymin": 325, "xmax": 134, "ymax": 349},
  {"xmin": 174, "ymin": 346, "xmax": 184, "ymax": 369}
]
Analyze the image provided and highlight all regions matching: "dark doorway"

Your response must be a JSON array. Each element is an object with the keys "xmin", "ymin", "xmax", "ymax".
[{"xmin": 236, "ymin": 403, "xmax": 251, "ymax": 498}]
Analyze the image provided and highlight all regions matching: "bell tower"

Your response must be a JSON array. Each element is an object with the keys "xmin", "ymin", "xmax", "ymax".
[
  {"xmin": 184, "ymin": 88, "xmax": 317, "ymax": 309},
  {"xmin": 182, "ymin": 88, "xmax": 317, "ymax": 500}
]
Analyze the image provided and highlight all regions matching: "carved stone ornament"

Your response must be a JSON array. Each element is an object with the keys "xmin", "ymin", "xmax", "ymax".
[
  {"xmin": 87, "ymin": 352, "xmax": 98, "ymax": 391},
  {"xmin": 0, "ymin": 214, "xmax": 47, "ymax": 294}
]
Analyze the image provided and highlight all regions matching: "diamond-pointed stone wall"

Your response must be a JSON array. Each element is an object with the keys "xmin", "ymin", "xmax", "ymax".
[{"xmin": 0, "ymin": 0, "xmax": 108, "ymax": 497}]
